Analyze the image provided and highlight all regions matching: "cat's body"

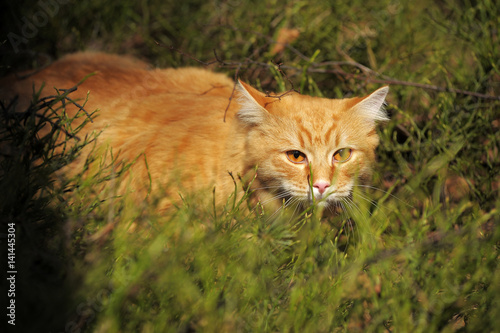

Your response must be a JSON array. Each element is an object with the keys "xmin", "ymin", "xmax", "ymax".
[{"xmin": 0, "ymin": 52, "xmax": 388, "ymax": 212}]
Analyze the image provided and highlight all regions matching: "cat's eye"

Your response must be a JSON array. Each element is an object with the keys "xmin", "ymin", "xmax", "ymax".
[
  {"xmin": 286, "ymin": 150, "xmax": 307, "ymax": 163},
  {"xmin": 333, "ymin": 148, "xmax": 352, "ymax": 162}
]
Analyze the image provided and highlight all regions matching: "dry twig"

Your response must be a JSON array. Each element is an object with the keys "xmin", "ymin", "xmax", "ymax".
[{"xmin": 155, "ymin": 38, "xmax": 500, "ymax": 104}]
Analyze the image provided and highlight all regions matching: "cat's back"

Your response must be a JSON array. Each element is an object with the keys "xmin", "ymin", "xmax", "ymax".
[
  {"xmin": 0, "ymin": 53, "xmax": 241, "ymax": 195},
  {"xmin": 0, "ymin": 52, "xmax": 236, "ymax": 118}
]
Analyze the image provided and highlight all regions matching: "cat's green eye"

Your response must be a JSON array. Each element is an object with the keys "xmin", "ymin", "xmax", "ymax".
[
  {"xmin": 333, "ymin": 148, "xmax": 352, "ymax": 162},
  {"xmin": 286, "ymin": 150, "xmax": 307, "ymax": 163}
]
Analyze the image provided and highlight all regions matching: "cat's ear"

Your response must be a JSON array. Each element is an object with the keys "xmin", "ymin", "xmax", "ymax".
[
  {"xmin": 352, "ymin": 86, "xmax": 389, "ymax": 123},
  {"xmin": 236, "ymin": 80, "xmax": 271, "ymax": 125}
]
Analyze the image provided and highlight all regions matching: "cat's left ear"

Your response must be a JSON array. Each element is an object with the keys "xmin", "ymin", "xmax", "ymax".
[
  {"xmin": 236, "ymin": 80, "xmax": 273, "ymax": 125},
  {"xmin": 352, "ymin": 86, "xmax": 389, "ymax": 123}
]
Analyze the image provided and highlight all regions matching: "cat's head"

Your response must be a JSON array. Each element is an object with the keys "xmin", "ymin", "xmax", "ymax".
[{"xmin": 236, "ymin": 81, "xmax": 388, "ymax": 210}]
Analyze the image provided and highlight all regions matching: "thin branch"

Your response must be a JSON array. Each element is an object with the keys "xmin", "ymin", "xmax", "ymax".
[
  {"xmin": 35, "ymin": 113, "xmax": 79, "ymax": 140},
  {"xmin": 37, "ymin": 83, "xmax": 95, "ymax": 121},
  {"xmin": 224, "ymin": 64, "xmax": 241, "ymax": 122},
  {"xmin": 199, "ymin": 84, "xmax": 227, "ymax": 96},
  {"xmin": 157, "ymin": 38, "xmax": 500, "ymax": 104},
  {"xmin": 154, "ymin": 41, "xmax": 218, "ymax": 66},
  {"xmin": 2, "ymin": 81, "xmax": 95, "ymax": 143},
  {"xmin": 368, "ymin": 76, "xmax": 500, "ymax": 101},
  {"xmin": 313, "ymin": 60, "xmax": 377, "ymax": 75},
  {"xmin": 307, "ymin": 67, "xmax": 500, "ymax": 101},
  {"xmin": 213, "ymin": 49, "xmax": 227, "ymax": 66},
  {"xmin": 266, "ymin": 61, "xmax": 301, "ymax": 99}
]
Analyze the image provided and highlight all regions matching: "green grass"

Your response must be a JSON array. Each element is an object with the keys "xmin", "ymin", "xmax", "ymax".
[{"xmin": 1, "ymin": 0, "xmax": 499, "ymax": 332}]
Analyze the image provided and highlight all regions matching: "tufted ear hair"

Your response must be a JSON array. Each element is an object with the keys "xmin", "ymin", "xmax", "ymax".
[
  {"xmin": 352, "ymin": 86, "xmax": 389, "ymax": 123},
  {"xmin": 236, "ymin": 80, "xmax": 273, "ymax": 125}
]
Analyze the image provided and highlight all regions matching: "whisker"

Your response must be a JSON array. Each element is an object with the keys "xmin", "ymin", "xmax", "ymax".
[
  {"xmin": 344, "ymin": 195, "xmax": 365, "ymax": 218},
  {"xmin": 265, "ymin": 206, "xmax": 283, "ymax": 222},
  {"xmin": 258, "ymin": 191, "xmax": 292, "ymax": 206},
  {"xmin": 339, "ymin": 200, "xmax": 354, "ymax": 246},
  {"xmin": 343, "ymin": 197, "xmax": 367, "ymax": 243},
  {"xmin": 250, "ymin": 185, "xmax": 288, "ymax": 191},
  {"xmin": 353, "ymin": 184, "xmax": 414, "ymax": 208},
  {"xmin": 290, "ymin": 199, "xmax": 301, "ymax": 218},
  {"xmin": 354, "ymin": 191, "xmax": 389, "ymax": 230},
  {"xmin": 263, "ymin": 195, "xmax": 297, "ymax": 222}
]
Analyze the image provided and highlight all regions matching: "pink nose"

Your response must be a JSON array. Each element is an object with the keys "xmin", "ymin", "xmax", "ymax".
[{"xmin": 313, "ymin": 181, "xmax": 330, "ymax": 194}]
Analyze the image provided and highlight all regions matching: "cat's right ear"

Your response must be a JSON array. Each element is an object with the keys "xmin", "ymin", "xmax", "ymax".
[{"xmin": 236, "ymin": 80, "xmax": 270, "ymax": 125}]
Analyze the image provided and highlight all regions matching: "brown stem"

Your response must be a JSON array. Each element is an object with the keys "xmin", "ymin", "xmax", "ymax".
[{"xmin": 156, "ymin": 39, "xmax": 500, "ymax": 102}]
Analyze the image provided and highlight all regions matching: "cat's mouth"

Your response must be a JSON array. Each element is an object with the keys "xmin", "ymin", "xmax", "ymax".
[
  {"xmin": 257, "ymin": 183, "xmax": 352, "ymax": 210},
  {"xmin": 306, "ymin": 188, "xmax": 352, "ymax": 207}
]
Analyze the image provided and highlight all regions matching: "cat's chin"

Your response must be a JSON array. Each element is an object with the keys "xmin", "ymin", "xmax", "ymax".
[
  {"xmin": 300, "ymin": 196, "xmax": 337, "ymax": 209},
  {"xmin": 302, "ymin": 190, "xmax": 353, "ymax": 211}
]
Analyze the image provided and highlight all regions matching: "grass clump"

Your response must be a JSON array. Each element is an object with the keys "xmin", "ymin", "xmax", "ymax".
[{"xmin": 1, "ymin": 0, "xmax": 499, "ymax": 332}]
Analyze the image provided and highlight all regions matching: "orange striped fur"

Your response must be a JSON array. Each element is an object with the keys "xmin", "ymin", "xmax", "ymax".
[{"xmin": 0, "ymin": 52, "xmax": 388, "ymax": 211}]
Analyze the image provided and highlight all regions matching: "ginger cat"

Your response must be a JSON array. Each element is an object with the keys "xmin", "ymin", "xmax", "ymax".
[{"xmin": 0, "ymin": 52, "xmax": 389, "ymax": 213}]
